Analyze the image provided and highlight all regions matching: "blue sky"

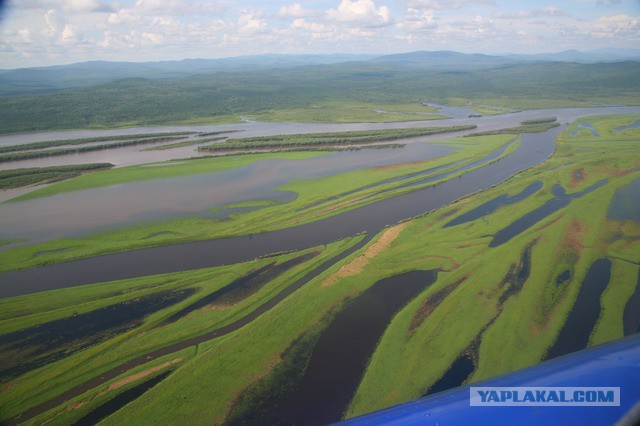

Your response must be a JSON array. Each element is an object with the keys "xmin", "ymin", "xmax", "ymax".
[{"xmin": 1, "ymin": 0, "xmax": 639, "ymax": 68}]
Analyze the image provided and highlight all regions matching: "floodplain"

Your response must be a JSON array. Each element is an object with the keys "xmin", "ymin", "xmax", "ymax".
[{"xmin": 0, "ymin": 111, "xmax": 638, "ymax": 425}]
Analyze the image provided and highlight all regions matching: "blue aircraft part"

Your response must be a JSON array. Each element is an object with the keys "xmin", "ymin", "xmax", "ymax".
[{"xmin": 338, "ymin": 334, "xmax": 640, "ymax": 425}]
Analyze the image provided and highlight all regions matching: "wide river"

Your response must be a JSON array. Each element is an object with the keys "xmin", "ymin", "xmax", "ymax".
[{"xmin": 1, "ymin": 106, "xmax": 639, "ymax": 297}]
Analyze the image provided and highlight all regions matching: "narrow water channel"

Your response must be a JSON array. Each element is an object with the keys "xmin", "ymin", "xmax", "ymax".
[
  {"xmin": 280, "ymin": 270, "xmax": 438, "ymax": 425},
  {"xmin": 71, "ymin": 370, "xmax": 173, "ymax": 426},
  {"xmin": 544, "ymin": 258, "xmax": 612, "ymax": 360},
  {"xmin": 623, "ymin": 271, "xmax": 640, "ymax": 336},
  {"xmin": 445, "ymin": 181, "xmax": 542, "ymax": 228},
  {"xmin": 489, "ymin": 179, "xmax": 607, "ymax": 247},
  {"xmin": 424, "ymin": 354, "xmax": 475, "ymax": 396}
]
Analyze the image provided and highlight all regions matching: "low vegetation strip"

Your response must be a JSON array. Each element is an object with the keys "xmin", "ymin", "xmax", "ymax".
[
  {"xmin": 0, "ymin": 132, "xmax": 195, "ymax": 154},
  {"xmin": 198, "ymin": 125, "xmax": 477, "ymax": 152},
  {"xmin": 521, "ymin": 117, "xmax": 557, "ymax": 125},
  {"xmin": 0, "ymin": 137, "xmax": 187, "ymax": 163},
  {"xmin": 0, "ymin": 163, "xmax": 114, "ymax": 190},
  {"xmin": 466, "ymin": 121, "xmax": 559, "ymax": 137},
  {"xmin": 143, "ymin": 137, "xmax": 226, "ymax": 151}
]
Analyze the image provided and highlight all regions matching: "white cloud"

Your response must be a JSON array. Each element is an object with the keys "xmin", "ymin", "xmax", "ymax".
[
  {"xmin": 12, "ymin": 0, "xmax": 114, "ymax": 13},
  {"xmin": 293, "ymin": 18, "xmax": 333, "ymax": 33},
  {"xmin": 278, "ymin": 3, "xmax": 316, "ymax": 18},
  {"xmin": 1, "ymin": 0, "xmax": 639, "ymax": 68},
  {"xmin": 141, "ymin": 31, "xmax": 163, "ymax": 45},
  {"xmin": 398, "ymin": 8, "xmax": 437, "ymax": 30},
  {"xmin": 407, "ymin": 0, "xmax": 494, "ymax": 11},
  {"xmin": 60, "ymin": 23, "xmax": 78, "ymax": 43},
  {"xmin": 134, "ymin": 0, "xmax": 223, "ymax": 16},
  {"xmin": 44, "ymin": 8, "xmax": 65, "ymax": 35},
  {"xmin": 326, "ymin": 0, "xmax": 391, "ymax": 26},
  {"xmin": 592, "ymin": 14, "xmax": 640, "ymax": 37},
  {"xmin": 494, "ymin": 5, "xmax": 568, "ymax": 20},
  {"xmin": 65, "ymin": 0, "xmax": 114, "ymax": 13},
  {"xmin": 107, "ymin": 9, "xmax": 140, "ymax": 25},
  {"xmin": 238, "ymin": 11, "xmax": 267, "ymax": 34}
]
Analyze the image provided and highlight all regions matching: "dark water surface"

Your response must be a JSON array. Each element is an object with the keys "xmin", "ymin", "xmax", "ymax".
[
  {"xmin": 545, "ymin": 258, "xmax": 612, "ymax": 360},
  {"xmin": 71, "ymin": 371, "xmax": 173, "ymax": 426},
  {"xmin": 614, "ymin": 118, "xmax": 640, "ymax": 132},
  {"xmin": 446, "ymin": 181, "xmax": 542, "ymax": 228},
  {"xmin": 490, "ymin": 180, "xmax": 608, "ymax": 247},
  {"xmin": 281, "ymin": 270, "xmax": 438, "ymax": 425},
  {"xmin": 162, "ymin": 251, "xmax": 319, "ymax": 325},
  {"xmin": 424, "ymin": 354, "xmax": 475, "ymax": 396},
  {"xmin": 0, "ymin": 289, "xmax": 194, "ymax": 380},
  {"xmin": 607, "ymin": 177, "xmax": 640, "ymax": 223},
  {"xmin": 623, "ymin": 271, "xmax": 640, "ymax": 336},
  {"xmin": 556, "ymin": 270, "xmax": 572, "ymax": 286}
]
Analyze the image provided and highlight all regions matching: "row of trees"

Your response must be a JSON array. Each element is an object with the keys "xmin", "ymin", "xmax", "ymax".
[
  {"xmin": 0, "ymin": 132, "xmax": 195, "ymax": 154},
  {"xmin": 0, "ymin": 136, "xmax": 188, "ymax": 163},
  {"xmin": 0, "ymin": 163, "xmax": 113, "ymax": 190},
  {"xmin": 466, "ymin": 121, "xmax": 560, "ymax": 137},
  {"xmin": 199, "ymin": 125, "xmax": 476, "ymax": 152}
]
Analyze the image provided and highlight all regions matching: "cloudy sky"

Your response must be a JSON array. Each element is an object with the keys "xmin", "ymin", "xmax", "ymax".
[{"xmin": 1, "ymin": 0, "xmax": 639, "ymax": 68}]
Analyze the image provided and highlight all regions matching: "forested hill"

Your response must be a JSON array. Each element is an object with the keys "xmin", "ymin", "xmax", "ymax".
[{"xmin": 1, "ymin": 58, "xmax": 639, "ymax": 134}]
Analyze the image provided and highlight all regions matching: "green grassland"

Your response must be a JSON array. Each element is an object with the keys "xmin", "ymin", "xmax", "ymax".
[
  {"xmin": 0, "ymin": 115, "xmax": 637, "ymax": 425},
  {"xmin": 0, "ymin": 134, "xmax": 515, "ymax": 272}
]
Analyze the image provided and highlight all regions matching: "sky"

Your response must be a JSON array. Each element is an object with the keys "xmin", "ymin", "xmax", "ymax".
[{"xmin": 0, "ymin": 0, "xmax": 639, "ymax": 68}]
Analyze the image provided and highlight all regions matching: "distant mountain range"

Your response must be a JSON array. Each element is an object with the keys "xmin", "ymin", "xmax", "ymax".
[{"xmin": 1, "ymin": 49, "xmax": 639, "ymax": 97}]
